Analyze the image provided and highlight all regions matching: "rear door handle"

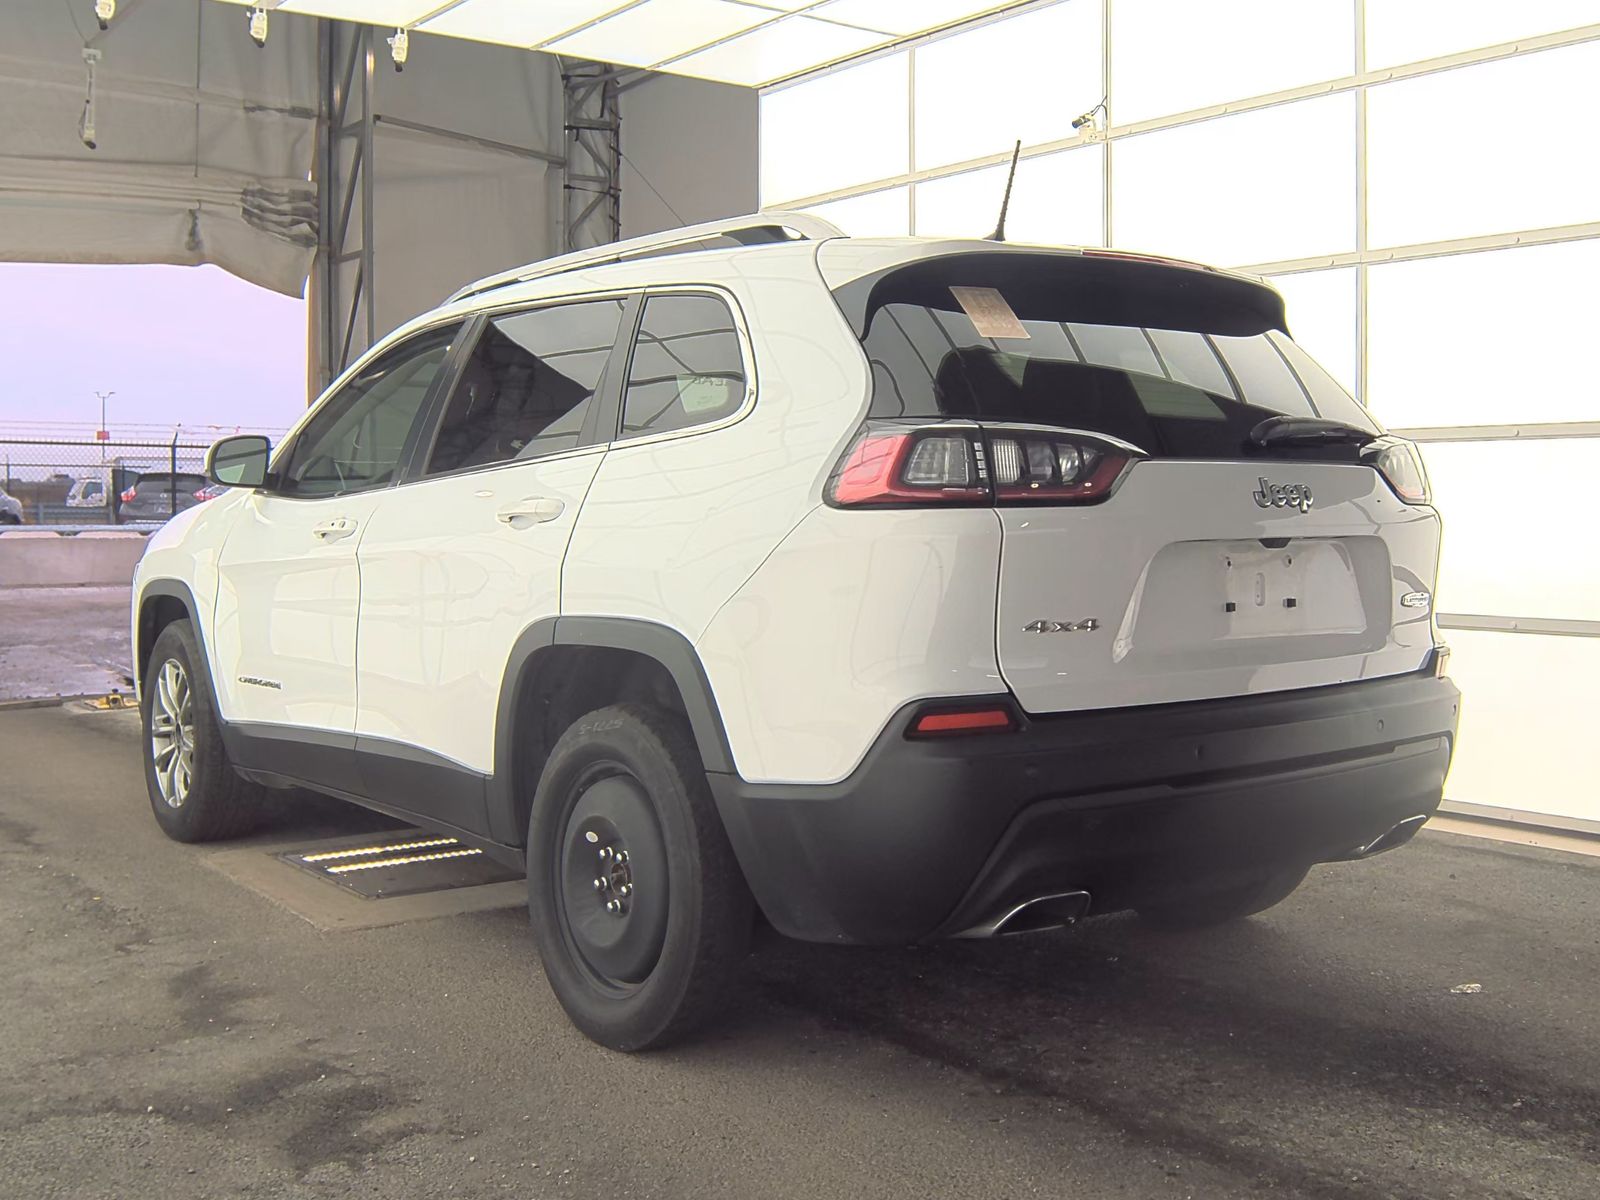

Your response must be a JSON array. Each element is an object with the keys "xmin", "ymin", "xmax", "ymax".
[
  {"xmin": 312, "ymin": 517, "xmax": 357, "ymax": 541},
  {"xmin": 496, "ymin": 497, "xmax": 565, "ymax": 527}
]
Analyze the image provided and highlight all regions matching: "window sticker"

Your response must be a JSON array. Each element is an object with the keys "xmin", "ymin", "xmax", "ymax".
[
  {"xmin": 679, "ymin": 375, "xmax": 739, "ymax": 414},
  {"xmin": 949, "ymin": 286, "xmax": 1030, "ymax": 340}
]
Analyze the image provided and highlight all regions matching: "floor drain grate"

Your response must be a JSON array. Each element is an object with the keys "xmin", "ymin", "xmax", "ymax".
[{"xmin": 279, "ymin": 829, "xmax": 522, "ymax": 899}]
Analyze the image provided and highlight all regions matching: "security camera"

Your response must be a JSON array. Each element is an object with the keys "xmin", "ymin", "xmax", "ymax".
[
  {"xmin": 248, "ymin": 6, "xmax": 268, "ymax": 48},
  {"xmin": 94, "ymin": 0, "xmax": 115, "ymax": 31},
  {"xmin": 387, "ymin": 27, "xmax": 409, "ymax": 73}
]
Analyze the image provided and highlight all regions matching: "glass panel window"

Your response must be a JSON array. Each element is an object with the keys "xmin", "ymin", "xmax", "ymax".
[
  {"xmin": 1265, "ymin": 268, "xmax": 1357, "ymax": 397},
  {"xmin": 426, "ymin": 299, "xmax": 626, "ymax": 475},
  {"xmin": 621, "ymin": 295, "xmax": 747, "ymax": 440},
  {"xmin": 1367, "ymin": 240, "xmax": 1600, "ymax": 428},
  {"xmin": 1112, "ymin": 94, "xmax": 1356, "ymax": 268},
  {"xmin": 914, "ymin": 146, "xmax": 1104, "ymax": 248},
  {"xmin": 802, "ymin": 186, "xmax": 911, "ymax": 236},
  {"xmin": 1423, "ymin": 438, "xmax": 1600, "ymax": 622},
  {"xmin": 1365, "ymin": 0, "xmax": 1600, "ymax": 69},
  {"xmin": 759, "ymin": 52, "xmax": 907, "ymax": 203},
  {"xmin": 1111, "ymin": 0, "xmax": 1353, "ymax": 124},
  {"xmin": 278, "ymin": 323, "xmax": 460, "ymax": 498},
  {"xmin": 1441, "ymin": 629, "xmax": 1600, "ymax": 823},
  {"xmin": 1367, "ymin": 42, "xmax": 1600, "ymax": 249},
  {"xmin": 913, "ymin": 3, "xmax": 1101, "ymax": 172}
]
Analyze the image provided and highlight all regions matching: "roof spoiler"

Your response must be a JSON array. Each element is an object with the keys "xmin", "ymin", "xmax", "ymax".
[{"xmin": 446, "ymin": 210, "xmax": 844, "ymax": 304}]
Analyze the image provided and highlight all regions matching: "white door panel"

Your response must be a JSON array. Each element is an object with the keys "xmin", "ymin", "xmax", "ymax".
[
  {"xmin": 354, "ymin": 450, "xmax": 604, "ymax": 772},
  {"xmin": 213, "ymin": 491, "xmax": 385, "ymax": 731}
]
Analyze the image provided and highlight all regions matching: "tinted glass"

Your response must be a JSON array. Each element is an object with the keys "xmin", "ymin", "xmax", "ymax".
[
  {"xmin": 427, "ymin": 300, "xmax": 626, "ymax": 474},
  {"xmin": 279, "ymin": 324, "xmax": 459, "ymax": 497},
  {"xmin": 844, "ymin": 254, "xmax": 1377, "ymax": 460},
  {"xmin": 620, "ymin": 295, "xmax": 746, "ymax": 440}
]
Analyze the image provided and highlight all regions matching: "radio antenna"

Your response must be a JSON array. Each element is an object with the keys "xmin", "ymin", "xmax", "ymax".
[{"xmin": 987, "ymin": 140, "xmax": 1022, "ymax": 242}]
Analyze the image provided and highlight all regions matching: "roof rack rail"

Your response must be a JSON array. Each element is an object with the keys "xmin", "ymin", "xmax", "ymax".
[{"xmin": 447, "ymin": 210, "xmax": 844, "ymax": 303}]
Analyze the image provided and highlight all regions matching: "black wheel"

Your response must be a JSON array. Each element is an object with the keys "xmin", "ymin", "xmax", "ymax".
[
  {"xmin": 1137, "ymin": 865, "xmax": 1310, "ymax": 931},
  {"xmin": 0, "ymin": 513, "xmax": 19, "ymax": 525},
  {"xmin": 141, "ymin": 620, "xmax": 270, "ymax": 843},
  {"xmin": 527, "ymin": 703, "xmax": 753, "ymax": 1051}
]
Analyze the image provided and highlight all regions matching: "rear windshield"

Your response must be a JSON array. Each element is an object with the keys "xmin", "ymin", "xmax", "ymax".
[{"xmin": 833, "ymin": 252, "xmax": 1378, "ymax": 458}]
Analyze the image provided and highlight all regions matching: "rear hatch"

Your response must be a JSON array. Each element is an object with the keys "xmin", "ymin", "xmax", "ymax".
[{"xmin": 823, "ymin": 245, "xmax": 1440, "ymax": 715}]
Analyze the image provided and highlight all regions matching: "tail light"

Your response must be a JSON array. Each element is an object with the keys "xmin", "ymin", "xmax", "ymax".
[
  {"xmin": 1366, "ymin": 437, "xmax": 1430, "ymax": 505},
  {"xmin": 119, "ymin": 486, "xmax": 137, "ymax": 503},
  {"xmin": 826, "ymin": 422, "xmax": 1137, "ymax": 509},
  {"xmin": 827, "ymin": 427, "xmax": 990, "ymax": 507}
]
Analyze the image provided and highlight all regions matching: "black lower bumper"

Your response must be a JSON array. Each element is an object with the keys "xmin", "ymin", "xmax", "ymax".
[{"xmin": 708, "ymin": 670, "xmax": 1460, "ymax": 945}]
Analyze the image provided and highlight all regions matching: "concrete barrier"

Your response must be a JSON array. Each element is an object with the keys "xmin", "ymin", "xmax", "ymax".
[{"xmin": 0, "ymin": 530, "xmax": 148, "ymax": 588}]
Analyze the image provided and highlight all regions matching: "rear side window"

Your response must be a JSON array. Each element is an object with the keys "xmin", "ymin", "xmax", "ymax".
[
  {"xmin": 620, "ymin": 294, "xmax": 746, "ymax": 440},
  {"xmin": 427, "ymin": 299, "xmax": 626, "ymax": 474},
  {"xmin": 843, "ymin": 254, "xmax": 1378, "ymax": 460}
]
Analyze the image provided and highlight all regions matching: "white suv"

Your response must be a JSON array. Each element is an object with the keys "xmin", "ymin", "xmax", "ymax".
[{"xmin": 132, "ymin": 213, "xmax": 1460, "ymax": 1050}]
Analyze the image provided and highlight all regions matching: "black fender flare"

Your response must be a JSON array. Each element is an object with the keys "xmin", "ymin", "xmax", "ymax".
[
  {"xmin": 486, "ymin": 616, "xmax": 736, "ymax": 845},
  {"xmin": 134, "ymin": 578, "xmax": 208, "ymax": 696}
]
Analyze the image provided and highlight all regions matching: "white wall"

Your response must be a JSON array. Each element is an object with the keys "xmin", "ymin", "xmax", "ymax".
[{"xmin": 619, "ymin": 74, "xmax": 759, "ymax": 238}]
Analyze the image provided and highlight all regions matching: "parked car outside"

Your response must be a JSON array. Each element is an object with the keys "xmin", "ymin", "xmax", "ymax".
[
  {"xmin": 118, "ymin": 472, "xmax": 210, "ymax": 523},
  {"xmin": 66, "ymin": 475, "xmax": 111, "ymax": 509},
  {"xmin": 129, "ymin": 213, "xmax": 1460, "ymax": 1052},
  {"xmin": 0, "ymin": 485, "xmax": 23, "ymax": 524}
]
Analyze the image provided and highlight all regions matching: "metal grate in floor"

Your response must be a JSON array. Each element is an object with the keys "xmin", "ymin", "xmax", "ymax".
[{"xmin": 279, "ymin": 828, "xmax": 522, "ymax": 899}]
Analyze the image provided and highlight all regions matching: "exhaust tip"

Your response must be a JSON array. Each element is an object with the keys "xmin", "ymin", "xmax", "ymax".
[
  {"xmin": 955, "ymin": 889, "xmax": 1092, "ymax": 939},
  {"xmin": 1342, "ymin": 813, "xmax": 1430, "ymax": 860}
]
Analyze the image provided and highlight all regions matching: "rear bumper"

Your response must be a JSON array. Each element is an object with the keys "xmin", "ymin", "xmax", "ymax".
[{"xmin": 708, "ymin": 669, "xmax": 1460, "ymax": 945}]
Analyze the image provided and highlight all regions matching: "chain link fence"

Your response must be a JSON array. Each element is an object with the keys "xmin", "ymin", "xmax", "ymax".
[{"xmin": 0, "ymin": 437, "xmax": 214, "ymax": 527}]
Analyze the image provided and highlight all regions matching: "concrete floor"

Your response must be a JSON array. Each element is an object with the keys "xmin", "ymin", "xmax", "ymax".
[
  {"xmin": 3, "ymin": 702, "xmax": 1598, "ymax": 1200},
  {"xmin": 0, "ymin": 584, "xmax": 132, "ymax": 701}
]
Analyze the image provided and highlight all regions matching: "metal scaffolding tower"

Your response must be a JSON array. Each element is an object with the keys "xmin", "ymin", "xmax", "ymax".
[{"xmin": 561, "ymin": 60, "xmax": 622, "ymax": 253}]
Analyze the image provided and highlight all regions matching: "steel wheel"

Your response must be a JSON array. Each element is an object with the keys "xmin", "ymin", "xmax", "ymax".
[
  {"xmin": 555, "ymin": 765, "xmax": 671, "ymax": 994},
  {"xmin": 149, "ymin": 657, "xmax": 195, "ymax": 808}
]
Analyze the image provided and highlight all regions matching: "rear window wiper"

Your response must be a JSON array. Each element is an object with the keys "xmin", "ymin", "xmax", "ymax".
[{"xmin": 1249, "ymin": 415, "xmax": 1381, "ymax": 450}]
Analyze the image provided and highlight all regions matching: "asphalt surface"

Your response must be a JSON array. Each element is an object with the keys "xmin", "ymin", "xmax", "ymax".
[
  {"xmin": 0, "ymin": 584, "xmax": 132, "ymax": 701},
  {"xmin": 3, "ymin": 702, "xmax": 1598, "ymax": 1200}
]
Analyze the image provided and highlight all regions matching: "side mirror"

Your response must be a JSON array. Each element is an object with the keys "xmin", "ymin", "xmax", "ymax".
[{"xmin": 205, "ymin": 435, "xmax": 272, "ymax": 489}]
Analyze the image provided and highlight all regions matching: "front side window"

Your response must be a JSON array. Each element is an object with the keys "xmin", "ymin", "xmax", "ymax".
[
  {"xmin": 620, "ymin": 294, "xmax": 747, "ymax": 440},
  {"xmin": 426, "ymin": 299, "xmax": 626, "ymax": 475},
  {"xmin": 278, "ymin": 324, "xmax": 460, "ymax": 497}
]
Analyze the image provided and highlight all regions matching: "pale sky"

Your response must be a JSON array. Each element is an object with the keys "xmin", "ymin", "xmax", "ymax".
[{"xmin": 0, "ymin": 263, "xmax": 309, "ymax": 437}]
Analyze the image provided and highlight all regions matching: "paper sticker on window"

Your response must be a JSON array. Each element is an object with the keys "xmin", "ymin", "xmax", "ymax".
[
  {"xmin": 949, "ymin": 286, "xmax": 1030, "ymax": 340},
  {"xmin": 679, "ymin": 375, "xmax": 739, "ymax": 414}
]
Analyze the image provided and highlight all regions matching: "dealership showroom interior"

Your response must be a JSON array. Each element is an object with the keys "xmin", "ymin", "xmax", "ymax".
[{"xmin": 3, "ymin": 0, "xmax": 1598, "ymax": 1195}]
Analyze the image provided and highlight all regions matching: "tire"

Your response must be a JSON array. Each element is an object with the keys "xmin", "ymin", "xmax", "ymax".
[
  {"xmin": 141, "ymin": 619, "xmax": 270, "ymax": 843},
  {"xmin": 527, "ymin": 702, "xmax": 753, "ymax": 1051},
  {"xmin": 1137, "ymin": 865, "xmax": 1310, "ymax": 932}
]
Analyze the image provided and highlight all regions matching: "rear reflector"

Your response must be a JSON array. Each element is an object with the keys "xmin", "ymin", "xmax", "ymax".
[{"xmin": 911, "ymin": 706, "xmax": 1016, "ymax": 736}]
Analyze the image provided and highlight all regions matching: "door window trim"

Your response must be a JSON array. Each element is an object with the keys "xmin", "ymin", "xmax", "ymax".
[
  {"xmin": 397, "ymin": 290, "xmax": 643, "ymax": 487},
  {"xmin": 609, "ymin": 285, "xmax": 759, "ymax": 449}
]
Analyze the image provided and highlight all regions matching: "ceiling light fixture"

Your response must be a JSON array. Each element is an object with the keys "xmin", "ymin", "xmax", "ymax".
[
  {"xmin": 248, "ymin": 5, "xmax": 269, "ymax": 48},
  {"xmin": 93, "ymin": 0, "xmax": 115, "ymax": 31}
]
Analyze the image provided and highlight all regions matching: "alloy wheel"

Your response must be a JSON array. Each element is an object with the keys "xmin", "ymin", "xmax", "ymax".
[{"xmin": 149, "ymin": 657, "xmax": 195, "ymax": 808}]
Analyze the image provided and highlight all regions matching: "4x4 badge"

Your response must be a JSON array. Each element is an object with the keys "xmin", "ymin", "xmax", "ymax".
[
  {"xmin": 1023, "ymin": 618, "xmax": 1100, "ymax": 633},
  {"xmin": 1252, "ymin": 477, "xmax": 1313, "ymax": 513}
]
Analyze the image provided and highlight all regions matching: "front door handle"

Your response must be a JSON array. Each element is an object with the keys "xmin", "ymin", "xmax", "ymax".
[
  {"xmin": 312, "ymin": 517, "xmax": 357, "ymax": 541},
  {"xmin": 496, "ymin": 497, "xmax": 565, "ymax": 528}
]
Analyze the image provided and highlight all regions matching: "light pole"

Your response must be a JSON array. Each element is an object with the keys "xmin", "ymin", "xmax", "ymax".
[{"xmin": 94, "ymin": 390, "xmax": 115, "ymax": 463}]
